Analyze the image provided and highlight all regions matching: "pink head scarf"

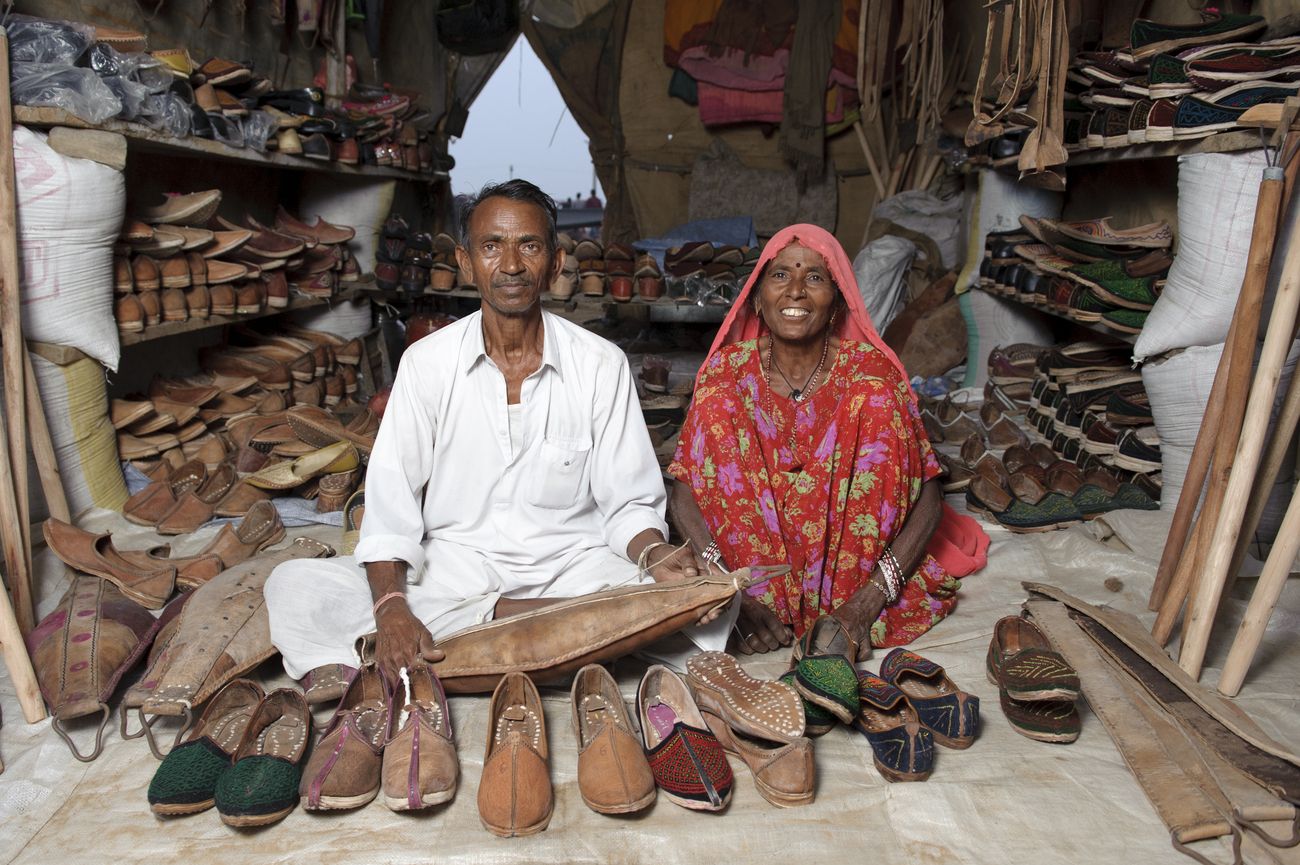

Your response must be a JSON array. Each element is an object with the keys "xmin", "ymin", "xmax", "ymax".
[{"xmin": 701, "ymin": 223, "xmax": 916, "ymax": 403}]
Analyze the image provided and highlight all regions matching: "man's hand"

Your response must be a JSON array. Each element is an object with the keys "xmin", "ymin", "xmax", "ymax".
[{"xmin": 374, "ymin": 602, "xmax": 445, "ymax": 680}]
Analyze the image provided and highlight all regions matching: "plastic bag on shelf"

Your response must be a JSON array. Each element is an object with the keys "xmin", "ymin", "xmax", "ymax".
[
  {"xmin": 6, "ymin": 14, "xmax": 94, "ymax": 65},
  {"xmin": 9, "ymin": 63, "xmax": 122, "ymax": 123},
  {"xmin": 243, "ymin": 109, "xmax": 279, "ymax": 152},
  {"xmin": 136, "ymin": 92, "xmax": 191, "ymax": 138}
]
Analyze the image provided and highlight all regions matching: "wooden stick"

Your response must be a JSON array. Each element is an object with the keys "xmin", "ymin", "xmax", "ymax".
[
  {"xmin": 0, "ymin": 547, "xmax": 44, "ymax": 723},
  {"xmin": 0, "ymin": 32, "xmax": 34, "ymax": 634},
  {"xmin": 1151, "ymin": 166, "xmax": 1286, "ymax": 641},
  {"xmin": 853, "ymin": 121, "xmax": 888, "ymax": 201},
  {"xmin": 1217, "ymin": 480, "xmax": 1300, "ymax": 696},
  {"xmin": 1226, "ymin": 350, "xmax": 1300, "ymax": 584},
  {"xmin": 25, "ymin": 350, "xmax": 69, "ymax": 522},
  {"xmin": 1179, "ymin": 185, "xmax": 1300, "ymax": 679}
]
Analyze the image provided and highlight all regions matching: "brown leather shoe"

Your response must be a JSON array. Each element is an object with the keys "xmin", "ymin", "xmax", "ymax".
[
  {"xmin": 114, "ymin": 255, "xmax": 133, "ymax": 293},
  {"xmin": 285, "ymin": 404, "xmax": 375, "ymax": 454},
  {"xmin": 291, "ymin": 379, "xmax": 324, "ymax": 407},
  {"xmin": 138, "ymin": 289, "xmax": 162, "ymax": 325},
  {"xmin": 156, "ymin": 461, "xmax": 237, "ymax": 535},
  {"xmin": 571, "ymin": 664, "xmax": 655, "ymax": 815},
  {"xmin": 235, "ymin": 279, "xmax": 263, "ymax": 315},
  {"xmin": 214, "ymin": 478, "xmax": 273, "ymax": 518},
  {"xmin": 300, "ymin": 664, "xmax": 394, "ymax": 811},
  {"xmin": 702, "ymin": 711, "xmax": 814, "ymax": 807},
  {"xmin": 132, "ymin": 255, "xmax": 161, "ymax": 290},
  {"xmin": 41, "ymin": 518, "xmax": 176, "ymax": 609},
  {"xmin": 209, "ymin": 283, "xmax": 237, "ymax": 316},
  {"xmin": 275, "ymin": 205, "xmax": 355, "ymax": 244},
  {"xmin": 139, "ymin": 189, "xmax": 222, "ymax": 226},
  {"xmin": 382, "ymin": 664, "xmax": 458, "ymax": 811},
  {"xmin": 203, "ymin": 229, "xmax": 253, "ymax": 259},
  {"xmin": 161, "ymin": 287, "xmax": 189, "ymax": 323},
  {"xmin": 207, "ymin": 259, "xmax": 249, "ymax": 285},
  {"xmin": 159, "ymin": 255, "xmax": 192, "ymax": 289},
  {"xmin": 124, "ymin": 458, "xmax": 206, "ymax": 526},
  {"xmin": 111, "ymin": 398, "xmax": 155, "ymax": 430},
  {"xmin": 184, "ymin": 283, "xmax": 211, "ymax": 319},
  {"xmin": 265, "ymin": 271, "xmax": 289, "ymax": 308},
  {"xmin": 185, "ymin": 251, "xmax": 208, "ymax": 286},
  {"xmin": 215, "ymin": 215, "xmax": 304, "ymax": 259},
  {"xmin": 171, "ymin": 499, "xmax": 286, "ymax": 590},
  {"xmin": 479, "ymin": 672, "xmax": 552, "ymax": 836},
  {"xmin": 686, "ymin": 651, "xmax": 805, "ymax": 743},
  {"xmin": 115, "ymin": 294, "xmax": 146, "ymax": 333},
  {"xmin": 200, "ymin": 349, "xmax": 291, "ymax": 390},
  {"xmin": 316, "ymin": 469, "xmax": 358, "ymax": 513}
]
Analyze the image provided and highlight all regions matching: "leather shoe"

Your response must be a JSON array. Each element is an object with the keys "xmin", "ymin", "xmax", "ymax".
[
  {"xmin": 300, "ymin": 664, "xmax": 394, "ymax": 811},
  {"xmin": 571, "ymin": 663, "xmax": 655, "ymax": 815},
  {"xmin": 478, "ymin": 671, "xmax": 552, "ymax": 836},
  {"xmin": 702, "ymin": 711, "xmax": 814, "ymax": 807},
  {"xmin": 382, "ymin": 664, "xmax": 458, "ymax": 811}
]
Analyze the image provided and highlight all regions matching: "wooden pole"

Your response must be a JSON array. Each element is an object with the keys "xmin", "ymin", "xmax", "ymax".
[
  {"xmin": 0, "ymin": 550, "xmax": 43, "ymax": 723},
  {"xmin": 25, "ymin": 349, "xmax": 69, "ymax": 522},
  {"xmin": 0, "ymin": 31, "xmax": 34, "ymax": 633},
  {"xmin": 1178, "ymin": 186, "xmax": 1300, "ymax": 679},
  {"xmin": 1151, "ymin": 166, "xmax": 1286, "ymax": 643},
  {"xmin": 1217, "ymin": 480, "xmax": 1300, "ymax": 696}
]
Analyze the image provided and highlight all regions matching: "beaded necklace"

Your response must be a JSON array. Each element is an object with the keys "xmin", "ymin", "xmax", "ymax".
[{"xmin": 761, "ymin": 332, "xmax": 831, "ymax": 461}]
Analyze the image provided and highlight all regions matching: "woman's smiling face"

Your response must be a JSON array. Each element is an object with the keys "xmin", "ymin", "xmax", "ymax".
[{"xmin": 755, "ymin": 242, "xmax": 838, "ymax": 345}]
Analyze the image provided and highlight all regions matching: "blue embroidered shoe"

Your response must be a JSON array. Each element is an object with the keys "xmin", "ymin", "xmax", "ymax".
[
  {"xmin": 879, "ymin": 649, "xmax": 980, "ymax": 750},
  {"xmin": 853, "ymin": 674, "xmax": 934, "ymax": 782}
]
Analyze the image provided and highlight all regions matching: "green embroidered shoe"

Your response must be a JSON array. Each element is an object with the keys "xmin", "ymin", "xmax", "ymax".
[
  {"xmin": 1147, "ymin": 54, "xmax": 1192, "ymax": 98},
  {"xmin": 1066, "ymin": 287, "xmax": 1117, "ymax": 323},
  {"xmin": 213, "ymin": 688, "xmax": 312, "ymax": 828},
  {"xmin": 1101, "ymin": 308, "xmax": 1150, "ymax": 334},
  {"xmin": 148, "ymin": 679, "xmax": 264, "ymax": 817},
  {"xmin": 791, "ymin": 616, "xmax": 861, "ymax": 725},
  {"xmin": 994, "ymin": 492, "xmax": 1084, "ymax": 533},
  {"xmin": 1130, "ymin": 14, "xmax": 1266, "ymax": 59},
  {"xmin": 1066, "ymin": 261, "xmax": 1160, "ymax": 310},
  {"xmin": 779, "ymin": 672, "xmax": 837, "ymax": 736},
  {"xmin": 1115, "ymin": 482, "xmax": 1161, "ymax": 510}
]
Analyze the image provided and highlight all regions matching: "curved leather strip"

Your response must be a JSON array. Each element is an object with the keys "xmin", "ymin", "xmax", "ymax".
[
  {"xmin": 407, "ymin": 718, "xmax": 422, "ymax": 811},
  {"xmin": 307, "ymin": 723, "xmax": 351, "ymax": 809},
  {"xmin": 51, "ymin": 705, "xmax": 111, "ymax": 762}
]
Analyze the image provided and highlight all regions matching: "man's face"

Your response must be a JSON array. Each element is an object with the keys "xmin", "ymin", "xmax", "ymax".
[{"xmin": 456, "ymin": 197, "xmax": 562, "ymax": 319}]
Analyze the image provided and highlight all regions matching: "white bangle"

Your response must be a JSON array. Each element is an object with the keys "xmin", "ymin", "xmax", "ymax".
[
  {"xmin": 637, "ymin": 541, "xmax": 673, "ymax": 574},
  {"xmin": 877, "ymin": 549, "xmax": 904, "ymax": 603}
]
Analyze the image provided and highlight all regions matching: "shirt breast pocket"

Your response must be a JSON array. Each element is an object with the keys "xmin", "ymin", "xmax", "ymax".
[{"xmin": 527, "ymin": 437, "xmax": 591, "ymax": 509}]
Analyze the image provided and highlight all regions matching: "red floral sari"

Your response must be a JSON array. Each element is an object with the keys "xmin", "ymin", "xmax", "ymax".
[{"xmin": 669, "ymin": 223, "xmax": 985, "ymax": 646}]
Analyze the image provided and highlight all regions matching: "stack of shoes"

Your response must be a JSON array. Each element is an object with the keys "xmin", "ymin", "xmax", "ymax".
[
  {"xmin": 429, "ymin": 233, "xmax": 458, "ymax": 292},
  {"xmin": 987, "ymin": 616, "xmax": 1082, "ymax": 744},
  {"xmin": 212, "ymin": 208, "xmax": 357, "ymax": 302},
  {"xmin": 551, "ymin": 233, "xmax": 578, "ymax": 300},
  {"xmin": 663, "ymin": 242, "xmax": 756, "ymax": 305},
  {"xmin": 575, "ymin": 239, "xmax": 606, "ymax": 297},
  {"xmin": 399, "ymin": 233, "xmax": 434, "ymax": 294},
  {"xmin": 634, "ymin": 253, "xmax": 664, "ymax": 301},
  {"xmin": 977, "ymin": 215, "xmax": 1175, "ymax": 337},
  {"xmin": 604, "ymin": 242, "xmax": 636, "ymax": 302},
  {"xmin": 973, "ymin": 12, "xmax": 1295, "ymax": 158},
  {"xmin": 984, "ymin": 342, "xmax": 1051, "ymax": 413},
  {"xmin": 375, "ymin": 214, "xmax": 409, "ymax": 292}
]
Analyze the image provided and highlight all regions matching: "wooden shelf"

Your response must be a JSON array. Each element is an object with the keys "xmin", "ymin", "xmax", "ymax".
[
  {"xmin": 15, "ymin": 106, "xmax": 445, "ymax": 182},
  {"xmin": 973, "ymin": 128, "xmax": 1262, "ymax": 173},
  {"xmin": 974, "ymin": 284, "xmax": 1138, "ymax": 346},
  {"xmin": 119, "ymin": 284, "xmax": 368, "ymax": 346}
]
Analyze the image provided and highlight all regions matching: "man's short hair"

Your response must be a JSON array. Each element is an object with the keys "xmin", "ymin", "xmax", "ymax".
[{"xmin": 458, "ymin": 179, "xmax": 558, "ymax": 252}]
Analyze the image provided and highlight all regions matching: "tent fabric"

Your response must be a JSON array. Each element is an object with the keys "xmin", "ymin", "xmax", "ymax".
[{"xmin": 523, "ymin": 0, "xmax": 638, "ymax": 242}]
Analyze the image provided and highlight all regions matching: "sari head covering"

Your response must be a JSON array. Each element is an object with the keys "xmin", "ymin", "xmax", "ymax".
[{"xmin": 674, "ymin": 224, "xmax": 986, "ymax": 642}]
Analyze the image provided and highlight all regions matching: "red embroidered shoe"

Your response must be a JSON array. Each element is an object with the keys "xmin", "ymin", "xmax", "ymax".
[{"xmin": 637, "ymin": 665, "xmax": 733, "ymax": 811}]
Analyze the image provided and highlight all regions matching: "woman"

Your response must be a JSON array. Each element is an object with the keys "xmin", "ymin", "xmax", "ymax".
[{"xmin": 669, "ymin": 224, "xmax": 987, "ymax": 660}]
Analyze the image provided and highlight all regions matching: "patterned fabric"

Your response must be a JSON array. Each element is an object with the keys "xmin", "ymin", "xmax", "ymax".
[
  {"xmin": 1067, "ymin": 261, "xmax": 1160, "ymax": 306},
  {"xmin": 1115, "ymin": 483, "xmax": 1160, "ymax": 510},
  {"xmin": 793, "ymin": 654, "xmax": 860, "ymax": 722},
  {"xmin": 1147, "ymin": 54, "xmax": 1188, "ymax": 86},
  {"xmin": 214, "ymin": 755, "xmax": 302, "ymax": 817},
  {"xmin": 856, "ymin": 723, "xmax": 934, "ymax": 777},
  {"xmin": 994, "ymin": 493, "xmax": 1083, "ymax": 531},
  {"xmin": 1130, "ymin": 13, "xmax": 1264, "ymax": 49},
  {"xmin": 670, "ymin": 339, "xmax": 959, "ymax": 645},
  {"xmin": 879, "ymin": 649, "xmax": 940, "ymax": 682},
  {"xmin": 645, "ymin": 722, "xmax": 734, "ymax": 805},
  {"xmin": 779, "ymin": 672, "xmax": 836, "ymax": 733},
  {"xmin": 1072, "ymin": 483, "xmax": 1121, "ymax": 517},
  {"xmin": 988, "ymin": 648, "xmax": 1081, "ymax": 700},
  {"xmin": 998, "ymin": 690, "xmax": 1080, "ymax": 742},
  {"xmin": 148, "ymin": 737, "xmax": 230, "ymax": 808},
  {"xmin": 856, "ymin": 673, "xmax": 905, "ymax": 711}
]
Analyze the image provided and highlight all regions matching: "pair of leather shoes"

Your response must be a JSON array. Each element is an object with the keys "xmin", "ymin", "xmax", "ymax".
[{"xmin": 300, "ymin": 663, "xmax": 457, "ymax": 813}]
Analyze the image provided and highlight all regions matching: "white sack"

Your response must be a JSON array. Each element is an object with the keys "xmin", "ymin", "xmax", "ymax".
[
  {"xmin": 298, "ymin": 177, "xmax": 397, "ymax": 274},
  {"xmin": 15, "ymin": 125, "xmax": 123, "ymax": 370},
  {"xmin": 871, "ymin": 189, "xmax": 963, "ymax": 271},
  {"xmin": 956, "ymin": 168, "xmax": 1063, "ymax": 292},
  {"xmin": 293, "ymin": 295, "xmax": 373, "ymax": 341},
  {"xmin": 853, "ymin": 235, "xmax": 915, "ymax": 332},
  {"xmin": 961, "ymin": 289, "xmax": 1056, "ymax": 388},
  {"xmin": 1134, "ymin": 150, "xmax": 1269, "ymax": 362}
]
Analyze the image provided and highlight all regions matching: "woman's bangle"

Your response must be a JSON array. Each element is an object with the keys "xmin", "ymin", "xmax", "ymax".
[
  {"xmin": 877, "ymin": 548, "xmax": 904, "ymax": 603},
  {"xmin": 372, "ymin": 591, "xmax": 407, "ymax": 619}
]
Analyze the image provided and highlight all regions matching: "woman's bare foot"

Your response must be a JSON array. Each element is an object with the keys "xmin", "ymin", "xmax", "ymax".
[{"xmin": 732, "ymin": 597, "xmax": 793, "ymax": 654}]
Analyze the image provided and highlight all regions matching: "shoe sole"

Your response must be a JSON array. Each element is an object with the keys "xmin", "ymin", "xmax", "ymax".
[
  {"xmin": 872, "ymin": 755, "xmax": 932, "ymax": 783},
  {"xmin": 1112, "ymin": 453, "xmax": 1162, "ymax": 473},
  {"xmin": 219, "ymin": 804, "xmax": 294, "ymax": 827},
  {"xmin": 384, "ymin": 786, "xmax": 457, "ymax": 812},
  {"xmin": 660, "ymin": 790, "xmax": 731, "ymax": 812},
  {"xmin": 151, "ymin": 798, "xmax": 215, "ymax": 816},
  {"xmin": 579, "ymin": 786, "xmax": 656, "ymax": 815},
  {"xmin": 480, "ymin": 804, "xmax": 554, "ymax": 836},
  {"xmin": 300, "ymin": 787, "xmax": 379, "ymax": 811}
]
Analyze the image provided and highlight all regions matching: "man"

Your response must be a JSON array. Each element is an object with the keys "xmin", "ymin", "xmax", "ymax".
[{"xmin": 265, "ymin": 179, "xmax": 725, "ymax": 684}]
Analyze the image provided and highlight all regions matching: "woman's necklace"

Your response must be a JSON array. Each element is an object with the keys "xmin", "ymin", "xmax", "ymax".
[{"xmin": 764, "ymin": 332, "xmax": 830, "ymax": 403}]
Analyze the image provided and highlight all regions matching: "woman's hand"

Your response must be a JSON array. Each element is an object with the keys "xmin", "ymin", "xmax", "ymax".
[
  {"xmin": 374, "ymin": 602, "xmax": 444, "ymax": 680},
  {"xmin": 733, "ymin": 596, "xmax": 793, "ymax": 654},
  {"xmin": 832, "ymin": 580, "xmax": 887, "ymax": 662}
]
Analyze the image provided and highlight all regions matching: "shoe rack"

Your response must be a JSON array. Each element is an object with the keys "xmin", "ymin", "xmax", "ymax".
[
  {"xmin": 16, "ymin": 106, "xmax": 442, "ymax": 183},
  {"xmin": 975, "ymin": 127, "xmax": 1262, "ymax": 174}
]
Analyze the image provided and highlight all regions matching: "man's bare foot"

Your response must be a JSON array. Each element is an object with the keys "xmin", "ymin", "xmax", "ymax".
[{"xmin": 732, "ymin": 597, "xmax": 793, "ymax": 655}]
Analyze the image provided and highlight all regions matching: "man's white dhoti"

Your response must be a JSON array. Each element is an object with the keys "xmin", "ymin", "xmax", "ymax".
[{"xmin": 265, "ymin": 539, "xmax": 736, "ymax": 679}]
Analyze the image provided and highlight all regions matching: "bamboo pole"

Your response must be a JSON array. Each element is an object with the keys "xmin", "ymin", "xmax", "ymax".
[
  {"xmin": 25, "ymin": 350, "xmax": 69, "ymax": 522},
  {"xmin": 1178, "ymin": 193, "xmax": 1300, "ymax": 679},
  {"xmin": 0, "ymin": 31, "xmax": 34, "ymax": 633},
  {"xmin": 1218, "ymin": 480, "xmax": 1300, "ymax": 695},
  {"xmin": 1151, "ymin": 166, "xmax": 1286, "ymax": 643}
]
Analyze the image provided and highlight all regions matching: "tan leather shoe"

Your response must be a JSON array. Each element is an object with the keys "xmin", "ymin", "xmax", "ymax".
[
  {"xmin": 235, "ymin": 279, "xmax": 262, "ymax": 314},
  {"xmin": 199, "ymin": 349, "xmax": 291, "ymax": 390},
  {"xmin": 159, "ymin": 255, "xmax": 192, "ymax": 288},
  {"xmin": 209, "ymin": 283, "xmax": 237, "ymax": 316},
  {"xmin": 185, "ymin": 283, "xmax": 210, "ymax": 319},
  {"xmin": 478, "ymin": 672, "xmax": 552, "ymax": 837},
  {"xmin": 275, "ymin": 206, "xmax": 355, "ymax": 245},
  {"xmin": 131, "ymin": 254, "xmax": 161, "ymax": 291},
  {"xmin": 300, "ymin": 664, "xmax": 394, "ymax": 811},
  {"xmin": 125, "ymin": 408, "xmax": 178, "ymax": 436},
  {"xmin": 111, "ymin": 398, "xmax": 155, "ymax": 430},
  {"xmin": 382, "ymin": 664, "xmax": 458, "ymax": 811},
  {"xmin": 41, "ymin": 518, "xmax": 176, "ymax": 609},
  {"xmin": 138, "ymin": 189, "xmax": 222, "ymax": 226},
  {"xmin": 161, "ymin": 287, "xmax": 189, "ymax": 322},
  {"xmin": 571, "ymin": 664, "xmax": 655, "ymax": 815},
  {"xmin": 207, "ymin": 259, "xmax": 250, "ymax": 285},
  {"xmin": 171, "ymin": 499, "xmax": 286, "ymax": 590},
  {"xmin": 114, "ymin": 255, "xmax": 134, "ymax": 293},
  {"xmin": 214, "ymin": 478, "xmax": 273, "ymax": 518},
  {"xmin": 138, "ymin": 289, "xmax": 162, "ymax": 326},
  {"xmin": 323, "ymin": 372, "xmax": 344, "ymax": 406},
  {"xmin": 124, "ymin": 458, "xmax": 206, "ymax": 526},
  {"xmin": 316, "ymin": 469, "xmax": 357, "ymax": 513},
  {"xmin": 286, "ymin": 404, "xmax": 375, "ymax": 455},
  {"xmin": 291, "ymin": 379, "xmax": 324, "ymax": 407},
  {"xmin": 115, "ymin": 294, "xmax": 146, "ymax": 333},
  {"xmin": 203, "ymin": 228, "xmax": 253, "ymax": 259},
  {"xmin": 185, "ymin": 251, "xmax": 208, "ymax": 286},
  {"xmin": 181, "ymin": 431, "xmax": 230, "ymax": 468},
  {"xmin": 265, "ymin": 271, "xmax": 289, "ymax": 308},
  {"xmin": 685, "ymin": 651, "xmax": 805, "ymax": 743},
  {"xmin": 156, "ymin": 461, "xmax": 237, "ymax": 535},
  {"xmin": 702, "ymin": 711, "xmax": 814, "ymax": 807}
]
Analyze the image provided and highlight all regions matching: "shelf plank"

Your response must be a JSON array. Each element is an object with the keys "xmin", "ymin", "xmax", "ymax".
[
  {"xmin": 15, "ymin": 106, "xmax": 444, "ymax": 182},
  {"xmin": 976, "ymin": 128, "xmax": 1261, "ymax": 173},
  {"xmin": 974, "ymin": 284, "xmax": 1137, "ymax": 346},
  {"xmin": 119, "ymin": 285, "xmax": 367, "ymax": 346}
]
